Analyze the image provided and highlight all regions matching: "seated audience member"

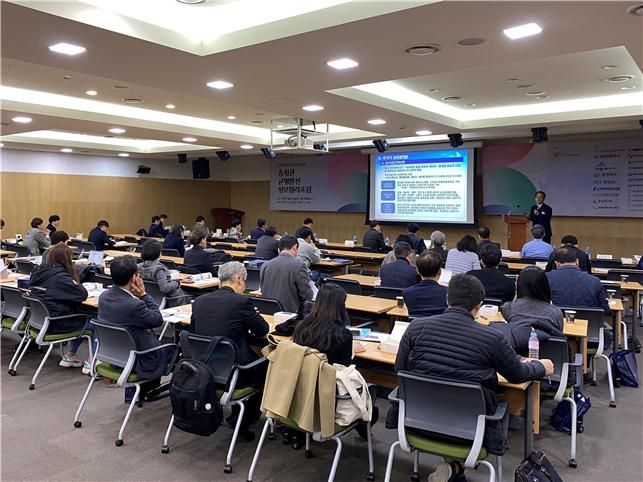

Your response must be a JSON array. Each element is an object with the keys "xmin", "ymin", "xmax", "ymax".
[
  {"xmin": 296, "ymin": 226, "xmax": 321, "ymax": 269},
  {"xmin": 250, "ymin": 218, "xmax": 267, "ymax": 240},
  {"xmin": 445, "ymin": 235, "xmax": 481, "ymax": 274},
  {"xmin": 98, "ymin": 255, "xmax": 172, "ymax": 383},
  {"xmin": 159, "ymin": 214, "xmax": 169, "ymax": 236},
  {"xmin": 191, "ymin": 261, "xmax": 269, "ymax": 441},
  {"xmin": 521, "ymin": 225, "xmax": 554, "ymax": 259},
  {"xmin": 254, "ymin": 225, "xmax": 279, "ymax": 260},
  {"xmin": 547, "ymin": 247, "xmax": 610, "ymax": 313},
  {"xmin": 382, "ymin": 235, "xmax": 415, "ymax": 266},
  {"xmin": 501, "ymin": 267, "xmax": 563, "ymax": 330},
  {"xmin": 638, "ymin": 256, "xmax": 643, "ymax": 270},
  {"xmin": 402, "ymin": 251, "xmax": 447, "ymax": 317},
  {"xmin": 46, "ymin": 214, "xmax": 61, "ymax": 234},
  {"xmin": 184, "ymin": 231, "xmax": 217, "ymax": 275},
  {"xmin": 29, "ymin": 244, "xmax": 93, "ymax": 373},
  {"xmin": 24, "ymin": 217, "xmax": 51, "ymax": 255},
  {"xmin": 41, "ymin": 230, "xmax": 70, "ymax": 264},
  {"xmin": 380, "ymin": 241, "xmax": 420, "ymax": 289},
  {"xmin": 295, "ymin": 217, "xmax": 318, "ymax": 242},
  {"xmin": 477, "ymin": 226, "xmax": 492, "ymax": 251},
  {"xmin": 88, "ymin": 220, "xmax": 116, "ymax": 251},
  {"xmin": 0, "ymin": 218, "xmax": 5, "ymax": 231},
  {"xmin": 393, "ymin": 274, "xmax": 553, "ymax": 478},
  {"xmin": 362, "ymin": 220, "xmax": 389, "ymax": 253},
  {"xmin": 406, "ymin": 223, "xmax": 427, "ymax": 253},
  {"xmin": 138, "ymin": 240, "xmax": 188, "ymax": 307},
  {"xmin": 148, "ymin": 215, "xmax": 166, "ymax": 238},
  {"xmin": 260, "ymin": 235, "xmax": 313, "ymax": 315},
  {"xmin": 467, "ymin": 243, "xmax": 515, "ymax": 303},
  {"xmin": 163, "ymin": 224, "xmax": 186, "ymax": 257},
  {"xmin": 192, "ymin": 215, "xmax": 210, "ymax": 238},
  {"xmin": 427, "ymin": 230, "xmax": 448, "ymax": 264},
  {"xmin": 225, "ymin": 219, "xmax": 243, "ymax": 241},
  {"xmin": 545, "ymin": 235, "xmax": 591, "ymax": 273}
]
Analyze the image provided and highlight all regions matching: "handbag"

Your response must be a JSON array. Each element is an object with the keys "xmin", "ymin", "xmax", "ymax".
[
  {"xmin": 515, "ymin": 450, "xmax": 563, "ymax": 482},
  {"xmin": 334, "ymin": 364, "xmax": 372, "ymax": 426},
  {"xmin": 550, "ymin": 391, "xmax": 591, "ymax": 433},
  {"xmin": 610, "ymin": 349, "xmax": 639, "ymax": 388}
]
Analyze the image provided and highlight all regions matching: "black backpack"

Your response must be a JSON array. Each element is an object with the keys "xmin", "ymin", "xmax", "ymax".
[
  {"xmin": 169, "ymin": 331, "xmax": 223, "ymax": 436},
  {"xmin": 515, "ymin": 451, "xmax": 563, "ymax": 482}
]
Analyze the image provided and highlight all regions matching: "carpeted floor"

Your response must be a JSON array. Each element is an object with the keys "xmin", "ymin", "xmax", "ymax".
[{"xmin": 1, "ymin": 332, "xmax": 642, "ymax": 482}]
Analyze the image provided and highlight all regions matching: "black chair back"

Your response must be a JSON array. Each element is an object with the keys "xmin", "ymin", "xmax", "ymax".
[
  {"xmin": 374, "ymin": 286, "xmax": 403, "ymax": 300},
  {"xmin": 160, "ymin": 259, "xmax": 178, "ymax": 270},
  {"xmin": 16, "ymin": 261, "xmax": 36, "ymax": 275},
  {"xmin": 592, "ymin": 259, "xmax": 623, "ymax": 269},
  {"xmin": 249, "ymin": 296, "xmax": 285, "ymax": 315},
  {"xmin": 483, "ymin": 298, "xmax": 503, "ymax": 307},
  {"xmin": 498, "ymin": 263, "xmax": 509, "ymax": 274},
  {"xmin": 354, "ymin": 246, "xmax": 373, "ymax": 253},
  {"xmin": 214, "ymin": 243, "xmax": 233, "ymax": 250},
  {"xmin": 325, "ymin": 278, "xmax": 362, "ymax": 295},
  {"xmin": 606, "ymin": 269, "xmax": 643, "ymax": 284},
  {"xmin": 95, "ymin": 274, "xmax": 113, "ymax": 288},
  {"xmin": 557, "ymin": 306, "xmax": 605, "ymax": 344},
  {"xmin": 162, "ymin": 249, "xmax": 181, "ymax": 258},
  {"xmin": 245, "ymin": 268, "xmax": 261, "ymax": 292}
]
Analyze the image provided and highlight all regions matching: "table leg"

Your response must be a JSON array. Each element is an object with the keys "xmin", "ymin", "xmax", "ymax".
[
  {"xmin": 524, "ymin": 382, "xmax": 535, "ymax": 458},
  {"xmin": 613, "ymin": 313, "xmax": 618, "ymax": 353}
]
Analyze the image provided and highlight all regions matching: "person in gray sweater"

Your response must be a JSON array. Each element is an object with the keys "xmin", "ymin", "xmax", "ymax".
[
  {"xmin": 24, "ymin": 217, "xmax": 51, "ymax": 255},
  {"xmin": 296, "ymin": 226, "xmax": 321, "ymax": 269},
  {"xmin": 501, "ymin": 266, "xmax": 563, "ymax": 330},
  {"xmin": 137, "ymin": 240, "xmax": 189, "ymax": 308},
  {"xmin": 260, "ymin": 236, "xmax": 313, "ymax": 315}
]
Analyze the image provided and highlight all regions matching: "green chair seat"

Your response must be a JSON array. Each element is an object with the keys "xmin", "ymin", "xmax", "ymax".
[
  {"xmin": 587, "ymin": 347, "xmax": 597, "ymax": 355},
  {"xmin": 96, "ymin": 362, "xmax": 140, "ymax": 383},
  {"xmin": 278, "ymin": 415, "xmax": 358, "ymax": 435},
  {"xmin": 540, "ymin": 386, "xmax": 572, "ymax": 399},
  {"xmin": 216, "ymin": 386, "xmax": 257, "ymax": 401},
  {"xmin": 2, "ymin": 316, "xmax": 26, "ymax": 331},
  {"xmin": 28, "ymin": 328, "xmax": 90, "ymax": 342},
  {"xmin": 406, "ymin": 430, "xmax": 488, "ymax": 461}
]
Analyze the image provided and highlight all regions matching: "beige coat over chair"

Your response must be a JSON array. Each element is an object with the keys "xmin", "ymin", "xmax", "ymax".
[{"xmin": 260, "ymin": 340, "xmax": 337, "ymax": 437}]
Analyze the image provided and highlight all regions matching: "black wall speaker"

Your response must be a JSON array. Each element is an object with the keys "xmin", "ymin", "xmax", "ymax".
[
  {"xmin": 177, "ymin": 153, "xmax": 188, "ymax": 164},
  {"xmin": 137, "ymin": 165, "xmax": 151, "ymax": 174},
  {"xmin": 192, "ymin": 157, "xmax": 210, "ymax": 179},
  {"xmin": 216, "ymin": 150, "xmax": 231, "ymax": 161}
]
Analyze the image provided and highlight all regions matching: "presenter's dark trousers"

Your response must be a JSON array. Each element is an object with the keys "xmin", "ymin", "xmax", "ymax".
[{"xmin": 544, "ymin": 232, "xmax": 552, "ymax": 244}]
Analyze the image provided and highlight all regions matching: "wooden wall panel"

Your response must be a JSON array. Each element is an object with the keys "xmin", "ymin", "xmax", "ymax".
[
  {"xmin": 0, "ymin": 172, "xmax": 230, "ymax": 237},
  {"xmin": 230, "ymin": 181, "xmax": 642, "ymax": 258}
]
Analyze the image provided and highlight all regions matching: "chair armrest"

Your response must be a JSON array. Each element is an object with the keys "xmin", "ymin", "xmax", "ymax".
[
  {"xmin": 388, "ymin": 386, "xmax": 400, "ymax": 403},
  {"xmin": 49, "ymin": 313, "xmax": 90, "ymax": 322},
  {"xmin": 571, "ymin": 353, "xmax": 583, "ymax": 366},
  {"xmin": 237, "ymin": 356, "xmax": 267, "ymax": 370},
  {"xmin": 485, "ymin": 399, "xmax": 508, "ymax": 422},
  {"xmin": 133, "ymin": 342, "xmax": 177, "ymax": 356}
]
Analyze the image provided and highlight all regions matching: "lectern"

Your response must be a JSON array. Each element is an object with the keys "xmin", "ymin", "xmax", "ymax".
[{"xmin": 503, "ymin": 215, "xmax": 529, "ymax": 252}]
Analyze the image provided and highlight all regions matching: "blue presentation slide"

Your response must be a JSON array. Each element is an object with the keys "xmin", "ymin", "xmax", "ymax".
[{"xmin": 370, "ymin": 149, "xmax": 474, "ymax": 224}]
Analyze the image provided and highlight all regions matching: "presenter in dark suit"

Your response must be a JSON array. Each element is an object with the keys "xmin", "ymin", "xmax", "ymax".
[{"xmin": 527, "ymin": 191, "xmax": 553, "ymax": 244}]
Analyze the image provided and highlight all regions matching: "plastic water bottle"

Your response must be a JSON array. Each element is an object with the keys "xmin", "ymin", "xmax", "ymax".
[
  {"xmin": 385, "ymin": 237, "xmax": 390, "ymax": 246},
  {"xmin": 352, "ymin": 235, "xmax": 358, "ymax": 243},
  {"xmin": 528, "ymin": 328, "xmax": 539, "ymax": 359},
  {"xmin": 584, "ymin": 246, "xmax": 591, "ymax": 259}
]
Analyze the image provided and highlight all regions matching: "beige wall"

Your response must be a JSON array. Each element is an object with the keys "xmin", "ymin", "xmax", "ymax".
[{"xmin": 0, "ymin": 171, "xmax": 230, "ymax": 236}]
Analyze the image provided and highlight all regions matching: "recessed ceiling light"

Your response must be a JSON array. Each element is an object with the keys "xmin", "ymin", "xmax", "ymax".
[
  {"xmin": 604, "ymin": 75, "xmax": 635, "ymax": 83},
  {"xmin": 227, "ymin": 115, "xmax": 236, "ymax": 120},
  {"xmin": 620, "ymin": 86, "xmax": 637, "ymax": 90},
  {"xmin": 63, "ymin": 75, "xmax": 72, "ymax": 81},
  {"xmin": 48, "ymin": 42, "xmax": 86, "ymax": 56},
  {"xmin": 536, "ymin": 95, "xmax": 550, "ymax": 99},
  {"xmin": 416, "ymin": 130, "xmax": 432, "ymax": 136},
  {"xmin": 112, "ymin": 84, "xmax": 128, "ymax": 89},
  {"xmin": 427, "ymin": 88, "xmax": 440, "ymax": 93},
  {"xmin": 516, "ymin": 84, "xmax": 533, "ymax": 89},
  {"xmin": 465, "ymin": 103, "xmax": 477, "ymax": 107},
  {"xmin": 250, "ymin": 120, "xmax": 264, "ymax": 124},
  {"xmin": 326, "ymin": 58, "xmax": 359, "ymax": 70},
  {"xmin": 182, "ymin": 137, "xmax": 197, "ymax": 142},
  {"xmin": 108, "ymin": 127, "xmax": 125, "ymax": 134},
  {"xmin": 165, "ymin": 104, "xmax": 176, "ymax": 109},
  {"xmin": 207, "ymin": 80, "xmax": 234, "ymax": 90},
  {"xmin": 122, "ymin": 98, "xmax": 143, "ymax": 104},
  {"xmin": 240, "ymin": 144, "xmax": 253, "ymax": 149},
  {"xmin": 302, "ymin": 105, "xmax": 324, "ymax": 112},
  {"xmin": 12, "ymin": 116, "xmax": 32, "ymax": 123},
  {"xmin": 602, "ymin": 65, "xmax": 619, "ymax": 70},
  {"xmin": 118, "ymin": 152, "xmax": 130, "ymax": 157},
  {"xmin": 85, "ymin": 90, "xmax": 98, "ymax": 96},
  {"xmin": 456, "ymin": 38, "xmax": 485, "ymax": 47},
  {"xmin": 442, "ymin": 96, "xmax": 463, "ymax": 102},
  {"xmin": 254, "ymin": 113, "xmax": 265, "ymax": 116},
  {"xmin": 177, "ymin": 0, "xmax": 207, "ymax": 4},
  {"xmin": 505, "ymin": 78, "xmax": 520, "ymax": 82},
  {"xmin": 404, "ymin": 44, "xmax": 441, "ymax": 56},
  {"xmin": 526, "ymin": 91, "xmax": 546, "ymax": 96},
  {"xmin": 503, "ymin": 23, "xmax": 543, "ymax": 40},
  {"xmin": 0, "ymin": 143, "xmax": 4, "ymax": 148},
  {"xmin": 368, "ymin": 119, "xmax": 386, "ymax": 125},
  {"xmin": 60, "ymin": 148, "xmax": 73, "ymax": 153}
]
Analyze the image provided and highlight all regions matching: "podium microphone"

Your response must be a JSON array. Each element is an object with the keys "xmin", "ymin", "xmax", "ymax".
[{"xmin": 507, "ymin": 204, "xmax": 521, "ymax": 215}]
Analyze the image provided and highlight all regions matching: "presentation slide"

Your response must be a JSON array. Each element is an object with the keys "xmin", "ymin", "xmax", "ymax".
[{"xmin": 369, "ymin": 148, "xmax": 475, "ymax": 224}]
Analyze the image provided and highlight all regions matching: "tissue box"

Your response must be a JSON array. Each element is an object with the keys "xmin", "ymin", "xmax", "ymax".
[
  {"xmin": 479, "ymin": 304, "xmax": 499, "ymax": 318},
  {"xmin": 344, "ymin": 240, "xmax": 355, "ymax": 247},
  {"xmin": 273, "ymin": 312, "xmax": 298, "ymax": 325},
  {"xmin": 318, "ymin": 238, "xmax": 328, "ymax": 245},
  {"xmin": 379, "ymin": 321, "xmax": 410, "ymax": 354}
]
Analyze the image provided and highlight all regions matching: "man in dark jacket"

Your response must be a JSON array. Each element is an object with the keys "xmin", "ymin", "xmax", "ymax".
[
  {"xmin": 250, "ymin": 218, "xmax": 267, "ymax": 240},
  {"xmin": 547, "ymin": 247, "xmax": 610, "ymax": 313},
  {"xmin": 545, "ymin": 235, "xmax": 591, "ymax": 273},
  {"xmin": 394, "ymin": 274, "xmax": 553, "ymax": 458},
  {"xmin": 98, "ymin": 255, "xmax": 172, "ymax": 380},
  {"xmin": 527, "ymin": 191, "xmax": 553, "ymax": 244},
  {"xmin": 406, "ymin": 223, "xmax": 427, "ymax": 253},
  {"xmin": 362, "ymin": 220, "xmax": 389, "ymax": 253},
  {"xmin": 468, "ymin": 243, "xmax": 516, "ymax": 303},
  {"xmin": 46, "ymin": 214, "xmax": 61, "ymax": 234},
  {"xmin": 477, "ymin": 226, "xmax": 492, "ymax": 252},
  {"xmin": 184, "ymin": 231, "xmax": 217, "ymax": 275},
  {"xmin": 254, "ymin": 226, "xmax": 279, "ymax": 260},
  {"xmin": 148, "ymin": 215, "xmax": 166, "ymax": 238},
  {"xmin": 260, "ymin": 236, "xmax": 313, "ymax": 315},
  {"xmin": 380, "ymin": 241, "xmax": 420, "ymax": 289},
  {"xmin": 88, "ymin": 220, "xmax": 116, "ymax": 251},
  {"xmin": 402, "ymin": 251, "xmax": 447, "ymax": 317}
]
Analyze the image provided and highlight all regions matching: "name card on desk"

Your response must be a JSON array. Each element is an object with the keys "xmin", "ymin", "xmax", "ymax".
[
  {"xmin": 344, "ymin": 240, "xmax": 355, "ymax": 247},
  {"xmin": 596, "ymin": 254, "xmax": 613, "ymax": 260}
]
